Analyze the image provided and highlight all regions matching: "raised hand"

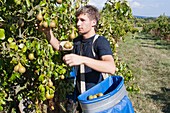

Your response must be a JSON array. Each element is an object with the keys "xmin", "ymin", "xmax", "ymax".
[{"xmin": 35, "ymin": 22, "xmax": 51, "ymax": 35}]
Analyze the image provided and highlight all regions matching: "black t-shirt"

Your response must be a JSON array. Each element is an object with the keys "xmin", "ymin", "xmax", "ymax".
[{"xmin": 73, "ymin": 34, "xmax": 113, "ymax": 90}]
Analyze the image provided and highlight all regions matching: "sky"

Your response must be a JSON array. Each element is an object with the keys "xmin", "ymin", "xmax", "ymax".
[{"xmin": 88, "ymin": 0, "xmax": 170, "ymax": 17}]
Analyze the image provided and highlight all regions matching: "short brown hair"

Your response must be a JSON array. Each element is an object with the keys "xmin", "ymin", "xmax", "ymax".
[{"xmin": 76, "ymin": 5, "xmax": 100, "ymax": 31}]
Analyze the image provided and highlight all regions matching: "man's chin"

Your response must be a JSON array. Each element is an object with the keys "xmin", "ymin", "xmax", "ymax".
[
  {"xmin": 78, "ymin": 31, "xmax": 86, "ymax": 35},
  {"xmin": 78, "ymin": 32, "xmax": 82, "ymax": 35}
]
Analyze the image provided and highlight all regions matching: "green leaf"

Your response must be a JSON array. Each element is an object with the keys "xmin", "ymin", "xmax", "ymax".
[
  {"xmin": 0, "ymin": 106, "xmax": 3, "ymax": 111},
  {"xmin": 38, "ymin": 74, "xmax": 45, "ymax": 82},
  {"xmin": 39, "ymin": 0, "xmax": 46, "ymax": 7},
  {"xmin": 115, "ymin": 2, "xmax": 120, "ymax": 10},
  {"xmin": 8, "ymin": 72, "xmax": 20, "ymax": 82},
  {"xmin": 44, "ymin": 13, "xmax": 50, "ymax": 22},
  {"xmin": 0, "ymin": 28, "xmax": 5, "ymax": 40},
  {"xmin": 14, "ymin": 0, "xmax": 21, "ymax": 5},
  {"xmin": 17, "ymin": 94, "xmax": 23, "ymax": 101},
  {"xmin": 26, "ymin": 0, "xmax": 31, "ymax": 8},
  {"xmin": 7, "ymin": 37, "xmax": 14, "ymax": 43},
  {"xmin": 0, "ymin": 17, "xmax": 4, "ymax": 21},
  {"xmin": 61, "ymin": 68, "xmax": 66, "ymax": 74},
  {"xmin": 35, "ymin": 43, "xmax": 40, "ymax": 50},
  {"xmin": 9, "ymin": 42, "xmax": 16, "ymax": 49},
  {"xmin": 21, "ymin": 46, "xmax": 27, "ymax": 53}
]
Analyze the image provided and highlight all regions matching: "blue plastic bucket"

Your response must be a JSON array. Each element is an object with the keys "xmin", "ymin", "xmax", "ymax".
[{"xmin": 78, "ymin": 76, "xmax": 134, "ymax": 113}]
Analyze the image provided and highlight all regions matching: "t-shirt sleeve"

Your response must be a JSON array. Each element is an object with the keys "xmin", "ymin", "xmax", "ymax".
[{"xmin": 95, "ymin": 36, "xmax": 113, "ymax": 58}]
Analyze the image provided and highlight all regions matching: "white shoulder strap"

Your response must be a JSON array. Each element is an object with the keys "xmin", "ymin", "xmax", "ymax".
[
  {"xmin": 92, "ymin": 34, "xmax": 99, "ymax": 57},
  {"xmin": 80, "ymin": 64, "xmax": 86, "ymax": 93}
]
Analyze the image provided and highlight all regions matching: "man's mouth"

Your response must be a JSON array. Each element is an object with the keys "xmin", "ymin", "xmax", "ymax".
[{"xmin": 78, "ymin": 28, "xmax": 83, "ymax": 32}]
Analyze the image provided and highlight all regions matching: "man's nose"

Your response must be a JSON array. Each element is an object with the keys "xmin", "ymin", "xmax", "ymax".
[{"xmin": 77, "ymin": 20, "xmax": 81, "ymax": 26}]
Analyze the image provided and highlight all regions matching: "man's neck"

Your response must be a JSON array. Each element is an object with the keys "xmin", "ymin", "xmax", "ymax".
[{"xmin": 82, "ymin": 30, "xmax": 96, "ymax": 39}]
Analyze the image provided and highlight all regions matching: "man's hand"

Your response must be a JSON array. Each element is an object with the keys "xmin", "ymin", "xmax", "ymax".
[
  {"xmin": 35, "ymin": 22, "xmax": 60, "ymax": 50},
  {"xmin": 35, "ymin": 22, "xmax": 51, "ymax": 35},
  {"xmin": 63, "ymin": 54, "xmax": 83, "ymax": 66}
]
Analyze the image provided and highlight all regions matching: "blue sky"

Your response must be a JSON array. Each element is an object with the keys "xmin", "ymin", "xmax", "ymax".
[{"xmin": 89, "ymin": 0, "xmax": 170, "ymax": 17}]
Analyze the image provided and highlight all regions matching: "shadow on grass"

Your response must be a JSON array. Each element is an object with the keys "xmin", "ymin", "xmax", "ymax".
[
  {"xmin": 146, "ymin": 87, "xmax": 170, "ymax": 113},
  {"xmin": 135, "ymin": 37, "xmax": 158, "ymax": 40},
  {"xmin": 135, "ymin": 34, "xmax": 170, "ymax": 50},
  {"xmin": 141, "ymin": 43, "xmax": 170, "ymax": 50}
]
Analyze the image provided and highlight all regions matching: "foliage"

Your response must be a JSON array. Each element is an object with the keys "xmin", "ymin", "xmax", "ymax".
[
  {"xmin": 99, "ymin": 0, "xmax": 133, "ymax": 42},
  {"xmin": 142, "ymin": 14, "xmax": 170, "ymax": 40},
  {"xmin": 156, "ymin": 14, "xmax": 170, "ymax": 36}
]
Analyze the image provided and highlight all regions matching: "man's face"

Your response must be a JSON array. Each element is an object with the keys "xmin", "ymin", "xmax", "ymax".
[{"xmin": 76, "ymin": 13, "xmax": 96, "ymax": 35}]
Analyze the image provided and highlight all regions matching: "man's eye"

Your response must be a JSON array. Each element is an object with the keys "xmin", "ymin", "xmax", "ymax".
[
  {"xmin": 76, "ymin": 18, "xmax": 85, "ymax": 23},
  {"xmin": 80, "ymin": 19, "xmax": 85, "ymax": 21}
]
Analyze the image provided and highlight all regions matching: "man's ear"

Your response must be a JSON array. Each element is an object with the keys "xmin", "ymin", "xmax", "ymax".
[{"xmin": 92, "ymin": 19, "xmax": 97, "ymax": 27}]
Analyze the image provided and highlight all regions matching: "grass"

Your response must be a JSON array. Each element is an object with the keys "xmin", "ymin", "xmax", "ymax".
[{"xmin": 117, "ymin": 33, "xmax": 170, "ymax": 113}]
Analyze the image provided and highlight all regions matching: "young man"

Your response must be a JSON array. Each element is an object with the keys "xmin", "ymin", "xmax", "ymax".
[
  {"xmin": 48, "ymin": 5, "xmax": 115, "ymax": 88},
  {"xmin": 38, "ymin": 5, "xmax": 116, "ymax": 112}
]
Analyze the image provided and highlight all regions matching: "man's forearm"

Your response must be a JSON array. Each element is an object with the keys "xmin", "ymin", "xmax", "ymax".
[
  {"xmin": 81, "ymin": 55, "xmax": 116, "ymax": 74},
  {"xmin": 45, "ymin": 29, "xmax": 60, "ymax": 50}
]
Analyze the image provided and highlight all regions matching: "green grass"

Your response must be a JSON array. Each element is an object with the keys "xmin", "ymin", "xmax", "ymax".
[{"xmin": 117, "ymin": 33, "xmax": 170, "ymax": 113}]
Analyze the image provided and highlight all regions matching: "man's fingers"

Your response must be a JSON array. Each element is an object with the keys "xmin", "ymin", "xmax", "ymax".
[
  {"xmin": 63, "ymin": 54, "xmax": 73, "ymax": 64},
  {"xmin": 35, "ymin": 23, "xmax": 41, "ymax": 30},
  {"xmin": 63, "ymin": 54, "xmax": 70, "ymax": 60},
  {"xmin": 66, "ymin": 60, "xmax": 72, "ymax": 64},
  {"xmin": 34, "ymin": 23, "xmax": 46, "ymax": 31},
  {"xmin": 63, "ymin": 54, "xmax": 77, "ymax": 66}
]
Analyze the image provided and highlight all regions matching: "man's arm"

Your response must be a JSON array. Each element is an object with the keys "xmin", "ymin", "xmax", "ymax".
[
  {"xmin": 63, "ymin": 54, "xmax": 116, "ymax": 75},
  {"xmin": 45, "ymin": 29, "xmax": 61, "ymax": 51},
  {"xmin": 81, "ymin": 55, "xmax": 116, "ymax": 74},
  {"xmin": 35, "ymin": 24, "xmax": 61, "ymax": 51}
]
